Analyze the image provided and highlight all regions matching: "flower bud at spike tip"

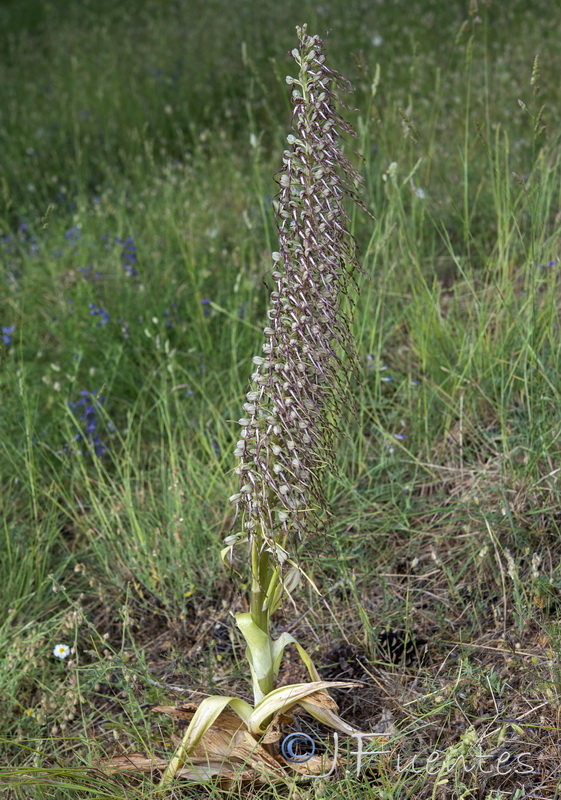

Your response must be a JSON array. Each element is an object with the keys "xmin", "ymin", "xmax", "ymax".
[{"xmin": 228, "ymin": 25, "xmax": 363, "ymax": 566}]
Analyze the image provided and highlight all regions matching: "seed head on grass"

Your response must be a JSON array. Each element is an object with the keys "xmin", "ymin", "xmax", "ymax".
[{"xmin": 230, "ymin": 25, "xmax": 362, "ymax": 565}]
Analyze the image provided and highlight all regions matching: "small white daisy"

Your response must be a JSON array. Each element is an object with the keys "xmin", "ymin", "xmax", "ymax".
[{"xmin": 53, "ymin": 644, "xmax": 70, "ymax": 659}]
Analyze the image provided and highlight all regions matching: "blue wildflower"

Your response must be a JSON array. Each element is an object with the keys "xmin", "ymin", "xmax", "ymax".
[
  {"xmin": 79, "ymin": 265, "xmax": 102, "ymax": 280},
  {"xmin": 537, "ymin": 260, "xmax": 557, "ymax": 270},
  {"xmin": 115, "ymin": 236, "xmax": 138, "ymax": 277},
  {"xmin": 2, "ymin": 325, "xmax": 15, "ymax": 345},
  {"xmin": 66, "ymin": 390, "xmax": 108, "ymax": 457},
  {"xmin": 92, "ymin": 435, "xmax": 106, "ymax": 457},
  {"xmin": 201, "ymin": 298, "xmax": 211, "ymax": 316},
  {"xmin": 88, "ymin": 304, "xmax": 109, "ymax": 326},
  {"xmin": 205, "ymin": 430, "xmax": 221, "ymax": 458},
  {"xmin": 65, "ymin": 225, "xmax": 81, "ymax": 246}
]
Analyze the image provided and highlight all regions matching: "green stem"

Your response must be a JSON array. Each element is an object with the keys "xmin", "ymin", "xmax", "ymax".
[
  {"xmin": 248, "ymin": 533, "xmax": 281, "ymax": 701},
  {"xmin": 250, "ymin": 540, "xmax": 270, "ymax": 634}
]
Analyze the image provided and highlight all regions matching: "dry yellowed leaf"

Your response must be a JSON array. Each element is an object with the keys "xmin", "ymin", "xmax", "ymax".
[
  {"xmin": 150, "ymin": 703, "xmax": 197, "ymax": 720},
  {"xmin": 100, "ymin": 754, "xmax": 168, "ymax": 773},
  {"xmin": 151, "ymin": 703, "xmax": 247, "ymax": 733},
  {"xmin": 281, "ymin": 753, "xmax": 340, "ymax": 775},
  {"xmin": 302, "ymin": 688, "xmax": 341, "ymax": 711},
  {"xmin": 101, "ymin": 682, "xmax": 368, "ymax": 785},
  {"xmin": 260, "ymin": 719, "xmax": 283, "ymax": 745}
]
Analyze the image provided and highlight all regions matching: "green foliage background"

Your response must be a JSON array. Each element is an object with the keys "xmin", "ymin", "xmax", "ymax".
[{"xmin": 2, "ymin": 0, "xmax": 561, "ymax": 795}]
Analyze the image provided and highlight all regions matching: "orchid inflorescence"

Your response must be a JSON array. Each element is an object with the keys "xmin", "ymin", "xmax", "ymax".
[{"xmin": 226, "ymin": 26, "xmax": 362, "ymax": 612}]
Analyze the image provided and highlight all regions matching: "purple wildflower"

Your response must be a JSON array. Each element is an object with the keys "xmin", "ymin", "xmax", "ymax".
[
  {"xmin": 115, "ymin": 236, "xmax": 138, "ymax": 277},
  {"xmin": 88, "ymin": 304, "xmax": 110, "ymax": 326},
  {"xmin": 537, "ymin": 260, "xmax": 557, "ymax": 269},
  {"xmin": 79, "ymin": 265, "xmax": 102, "ymax": 280},
  {"xmin": 66, "ymin": 390, "xmax": 108, "ymax": 456},
  {"xmin": 205, "ymin": 430, "xmax": 221, "ymax": 459},
  {"xmin": 2, "ymin": 325, "xmax": 15, "ymax": 345},
  {"xmin": 65, "ymin": 225, "xmax": 81, "ymax": 246}
]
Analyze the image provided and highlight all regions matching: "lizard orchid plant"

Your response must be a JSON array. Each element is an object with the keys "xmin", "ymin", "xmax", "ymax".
[
  {"xmin": 223, "ymin": 21, "xmax": 363, "ymax": 712},
  {"xmin": 107, "ymin": 25, "xmax": 370, "ymax": 785}
]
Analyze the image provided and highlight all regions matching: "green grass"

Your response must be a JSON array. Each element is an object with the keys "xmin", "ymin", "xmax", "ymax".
[{"xmin": 2, "ymin": 0, "xmax": 561, "ymax": 797}]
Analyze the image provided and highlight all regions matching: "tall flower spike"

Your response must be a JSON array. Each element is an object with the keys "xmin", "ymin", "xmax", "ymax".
[{"xmin": 232, "ymin": 25, "xmax": 362, "ymax": 565}]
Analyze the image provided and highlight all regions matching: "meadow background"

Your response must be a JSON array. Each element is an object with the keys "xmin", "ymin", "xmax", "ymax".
[{"xmin": 2, "ymin": 0, "xmax": 561, "ymax": 796}]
